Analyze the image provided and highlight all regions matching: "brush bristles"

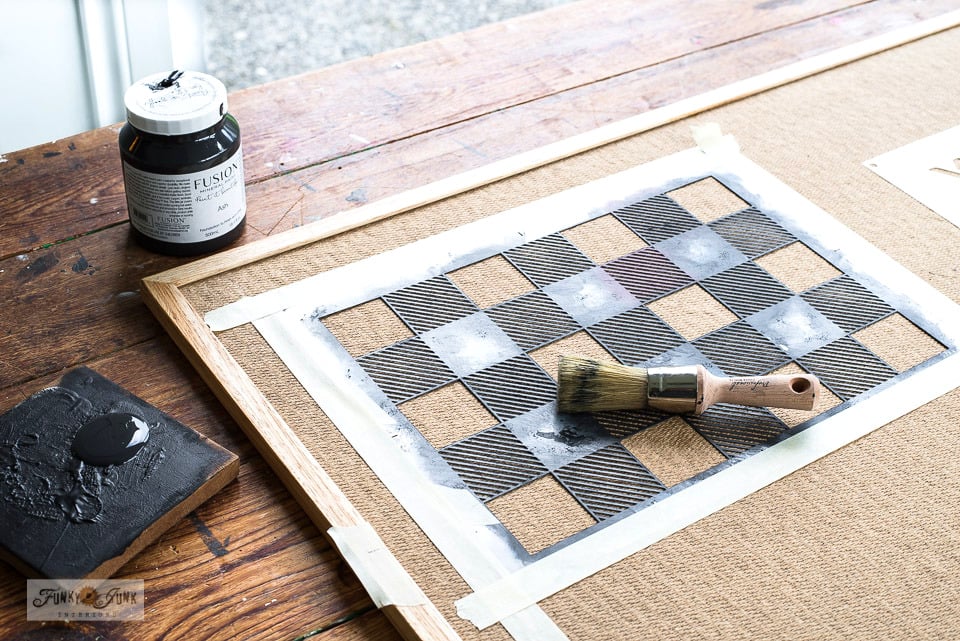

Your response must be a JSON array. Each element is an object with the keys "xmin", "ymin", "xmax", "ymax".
[{"xmin": 557, "ymin": 356, "xmax": 648, "ymax": 413}]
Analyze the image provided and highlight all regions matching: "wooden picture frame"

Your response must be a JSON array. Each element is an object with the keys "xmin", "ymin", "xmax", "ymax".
[{"xmin": 142, "ymin": 14, "xmax": 960, "ymax": 641}]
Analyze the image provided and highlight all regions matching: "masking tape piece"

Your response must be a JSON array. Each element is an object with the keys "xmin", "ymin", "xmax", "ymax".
[
  {"xmin": 327, "ymin": 523, "xmax": 427, "ymax": 608},
  {"xmin": 692, "ymin": 122, "xmax": 740, "ymax": 155},
  {"xmin": 206, "ymin": 296, "xmax": 257, "ymax": 332}
]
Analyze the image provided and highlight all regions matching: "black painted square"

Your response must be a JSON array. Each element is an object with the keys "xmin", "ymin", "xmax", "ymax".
[
  {"xmin": 801, "ymin": 274, "xmax": 895, "ymax": 332},
  {"xmin": 384, "ymin": 275, "xmax": 478, "ymax": 334},
  {"xmin": 0, "ymin": 368, "xmax": 236, "ymax": 578},
  {"xmin": 611, "ymin": 194, "xmax": 702, "ymax": 244},
  {"xmin": 358, "ymin": 337, "xmax": 457, "ymax": 404},
  {"xmin": 709, "ymin": 207, "xmax": 795, "ymax": 259},
  {"xmin": 693, "ymin": 321, "xmax": 791, "ymax": 376},
  {"xmin": 685, "ymin": 404, "xmax": 788, "ymax": 457},
  {"xmin": 554, "ymin": 444, "xmax": 666, "ymax": 520},
  {"xmin": 589, "ymin": 306, "xmax": 686, "ymax": 366},
  {"xmin": 463, "ymin": 355, "xmax": 557, "ymax": 422},
  {"xmin": 798, "ymin": 336, "xmax": 898, "ymax": 400},
  {"xmin": 503, "ymin": 233, "xmax": 595, "ymax": 287},
  {"xmin": 486, "ymin": 291, "xmax": 580, "ymax": 351},
  {"xmin": 440, "ymin": 425, "xmax": 548, "ymax": 501},
  {"xmin": 700, "ymin": 262, "xmax": 794, "ymax": 318},
  {"xmin": 594, "ymin": 409, "xmax": 673, "ymax": 440}
]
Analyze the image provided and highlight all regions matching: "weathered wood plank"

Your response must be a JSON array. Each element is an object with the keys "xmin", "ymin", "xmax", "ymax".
[
  {"xmin": 0, "ymin": 129, "xmax": 126, "ymax": 257},
  {"xmin": 0, "ymin": 0, "xmax": 877, "ymax": 258},
  {"xmin": 0, "ymin": 227, "xmax": 180, "ymax": 389},
  {"xmin": 242, "ymin": 0, "xmax": 955, "ymax": 238},
  {"xmin": 229, "ymin": 0, "xmax": 871, "ymax": 181},
  {"xmin": 303, "ymin": 609, "xmax": 405, "ymax": 641}
]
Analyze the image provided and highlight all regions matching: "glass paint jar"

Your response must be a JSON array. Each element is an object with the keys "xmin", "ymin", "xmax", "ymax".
[{"xmin": 119, "ymin": 70, "xmax": 246, "ymax": 256}]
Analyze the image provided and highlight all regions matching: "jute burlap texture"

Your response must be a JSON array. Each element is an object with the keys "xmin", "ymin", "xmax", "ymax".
[{"xmin": 186, "ymin": 28, "xmax": 960, "ymax": 641}]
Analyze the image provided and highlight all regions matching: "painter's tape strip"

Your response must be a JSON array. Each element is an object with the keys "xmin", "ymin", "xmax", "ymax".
[
  {"xmin": 327, "ymin": 523, "xmax": 427, "ymax": 608},
  {"xmin": 206, "ymin": 296, "xmax": 258, "ymax": 332},
  {"xmin": 692, "ymin": 123, "xmax": 740, "ymax": 156},
  {"xmin": 455, "ymin": 351, "xmax": 960, "ymax": 629}
]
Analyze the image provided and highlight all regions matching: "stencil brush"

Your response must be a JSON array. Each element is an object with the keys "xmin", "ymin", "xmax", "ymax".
[{"xmin": 557, "ymin": 356, "xmax": 820, "ymax": 414}]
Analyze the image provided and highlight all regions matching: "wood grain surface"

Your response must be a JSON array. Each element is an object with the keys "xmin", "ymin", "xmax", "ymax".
[{"xmin": 0, "ymin": 1, "xmax": 954, "ymax": 639}]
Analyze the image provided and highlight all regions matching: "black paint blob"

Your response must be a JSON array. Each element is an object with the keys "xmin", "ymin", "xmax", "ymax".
[{"xmin": 72, "ymin": 413, "xmax": 150, "ymax": 466}]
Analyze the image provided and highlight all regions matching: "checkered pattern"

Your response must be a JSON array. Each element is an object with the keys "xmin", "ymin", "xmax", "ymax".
[{"xmin": 334, "ymin": 179, "xmax": 933, "ymax": 526}]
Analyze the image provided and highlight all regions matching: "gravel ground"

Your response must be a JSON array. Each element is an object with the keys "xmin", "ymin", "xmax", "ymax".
[{"xmin": 203, "ymin": 0, "xmax": 573, "ymax": 90}]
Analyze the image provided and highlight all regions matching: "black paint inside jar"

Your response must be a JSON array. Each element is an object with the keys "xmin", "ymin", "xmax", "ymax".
[{"xmin": 72, "ymin": 413, "xmax": 150, "ymax": 466}]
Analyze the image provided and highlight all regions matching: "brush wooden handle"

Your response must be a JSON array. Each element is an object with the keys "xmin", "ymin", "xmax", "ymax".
[
  {"xmin": 561, "ymin": 358, "xmax": 821, "ymax": 414},
  {"xmin": 699, "ymin": 367, "xmax": 819, "ymax": 413}
]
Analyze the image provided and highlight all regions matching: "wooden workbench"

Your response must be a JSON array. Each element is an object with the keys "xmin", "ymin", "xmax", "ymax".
[{"xmin": 2, "ymin": 1, "xmax": 957, "ymax": 638}]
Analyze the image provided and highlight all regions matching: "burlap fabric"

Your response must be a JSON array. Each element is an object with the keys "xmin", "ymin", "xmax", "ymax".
[{"xmin": 185, "ymin": 28, "xmax": 960, "ymax": 640}]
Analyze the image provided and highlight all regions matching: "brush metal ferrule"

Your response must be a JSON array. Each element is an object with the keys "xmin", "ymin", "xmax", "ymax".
[{"xmin": 646, "ymin": 366, "xmax": 701, "ymax": 413}]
